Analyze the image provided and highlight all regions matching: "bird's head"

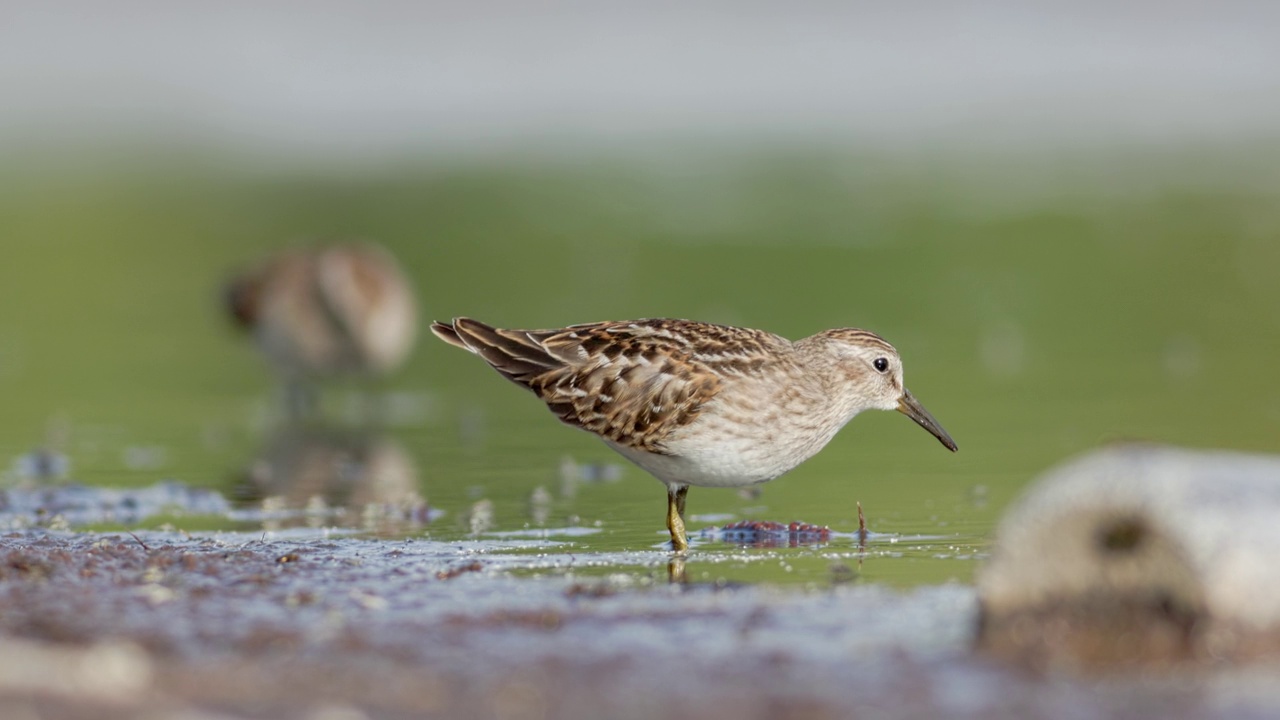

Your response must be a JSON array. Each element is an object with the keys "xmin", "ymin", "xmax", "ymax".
[{"xmin": 808, "ymin": 328, "xmax": 958, "ymax": 452}]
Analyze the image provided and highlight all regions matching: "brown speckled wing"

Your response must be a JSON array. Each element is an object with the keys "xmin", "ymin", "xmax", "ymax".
[{"xmin": 432, "ymin": 318, "xmax": 790, "ymax": 453}]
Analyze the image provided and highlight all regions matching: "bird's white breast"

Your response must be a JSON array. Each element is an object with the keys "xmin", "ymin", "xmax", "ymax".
[{"xmin": 604, "ymin": 403, "xmax": 855, "ymax": 489}]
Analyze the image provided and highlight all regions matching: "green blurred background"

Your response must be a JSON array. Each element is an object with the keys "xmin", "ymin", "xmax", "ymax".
[{"xmin": 2, "ymin": 4, "xmax": 1279, "ymax": 586}]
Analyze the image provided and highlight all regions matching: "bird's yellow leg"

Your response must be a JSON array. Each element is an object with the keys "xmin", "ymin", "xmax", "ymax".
[{"xmin": 666, "ymin": 486, "xmax": 689, "ymax": 553}]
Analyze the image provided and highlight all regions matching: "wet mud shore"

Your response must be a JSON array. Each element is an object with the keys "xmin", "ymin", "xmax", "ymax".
[{"xmin": 2, "ymin": 532, "xmax": 1279, "ymax": 720}]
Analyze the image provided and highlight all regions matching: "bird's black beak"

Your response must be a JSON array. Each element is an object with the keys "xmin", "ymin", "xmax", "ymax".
[{"xmin": 897, "ymin": 389, "xmax": 958, "ymax": 451}]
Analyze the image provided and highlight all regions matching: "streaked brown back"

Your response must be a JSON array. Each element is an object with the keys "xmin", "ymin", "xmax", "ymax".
[{"xmin": 431, "ymin": 318, "xmax": 789, "ymax": 452}]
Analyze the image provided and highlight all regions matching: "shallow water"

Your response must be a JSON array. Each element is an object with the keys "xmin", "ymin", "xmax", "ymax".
[{"xmin": 2, "ymin": 148, "xmax": 1279, "ymax": 588}]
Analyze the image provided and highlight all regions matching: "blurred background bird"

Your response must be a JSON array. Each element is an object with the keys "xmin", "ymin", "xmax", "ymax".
[{"xmin": 224, "ymin": 242, "xmax": 418, "ymax": 416}]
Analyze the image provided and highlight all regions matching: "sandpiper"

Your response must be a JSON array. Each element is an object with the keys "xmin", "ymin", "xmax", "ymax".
[
  {"xmin": 225, "ymin": 243, "xmax": 418, "ymax": 381},
  {"xmin": 431, "ymin": 317, "xmax": 957, "ymax": 552}
]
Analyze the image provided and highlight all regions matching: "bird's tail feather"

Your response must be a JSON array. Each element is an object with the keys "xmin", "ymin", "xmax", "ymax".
[{"xmin": 430, "ymin": 317, "xmax": 562, "ymax": 383}]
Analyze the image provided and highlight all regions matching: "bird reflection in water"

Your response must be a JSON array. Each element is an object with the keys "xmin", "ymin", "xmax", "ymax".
[{"xmin": 237, "ymin": 426, "xmax": 436, "ymax": 535}]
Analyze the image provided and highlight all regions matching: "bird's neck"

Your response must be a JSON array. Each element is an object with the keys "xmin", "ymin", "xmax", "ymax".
[{"xmin": 792, "ymin": 338, "xmax": 875, "ymax": 426}]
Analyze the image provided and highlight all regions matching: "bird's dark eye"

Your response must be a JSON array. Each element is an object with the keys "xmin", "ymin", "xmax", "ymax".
[{"xmin": 873, "ymin": 357, "xmax": 889, "ymax": 373}]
